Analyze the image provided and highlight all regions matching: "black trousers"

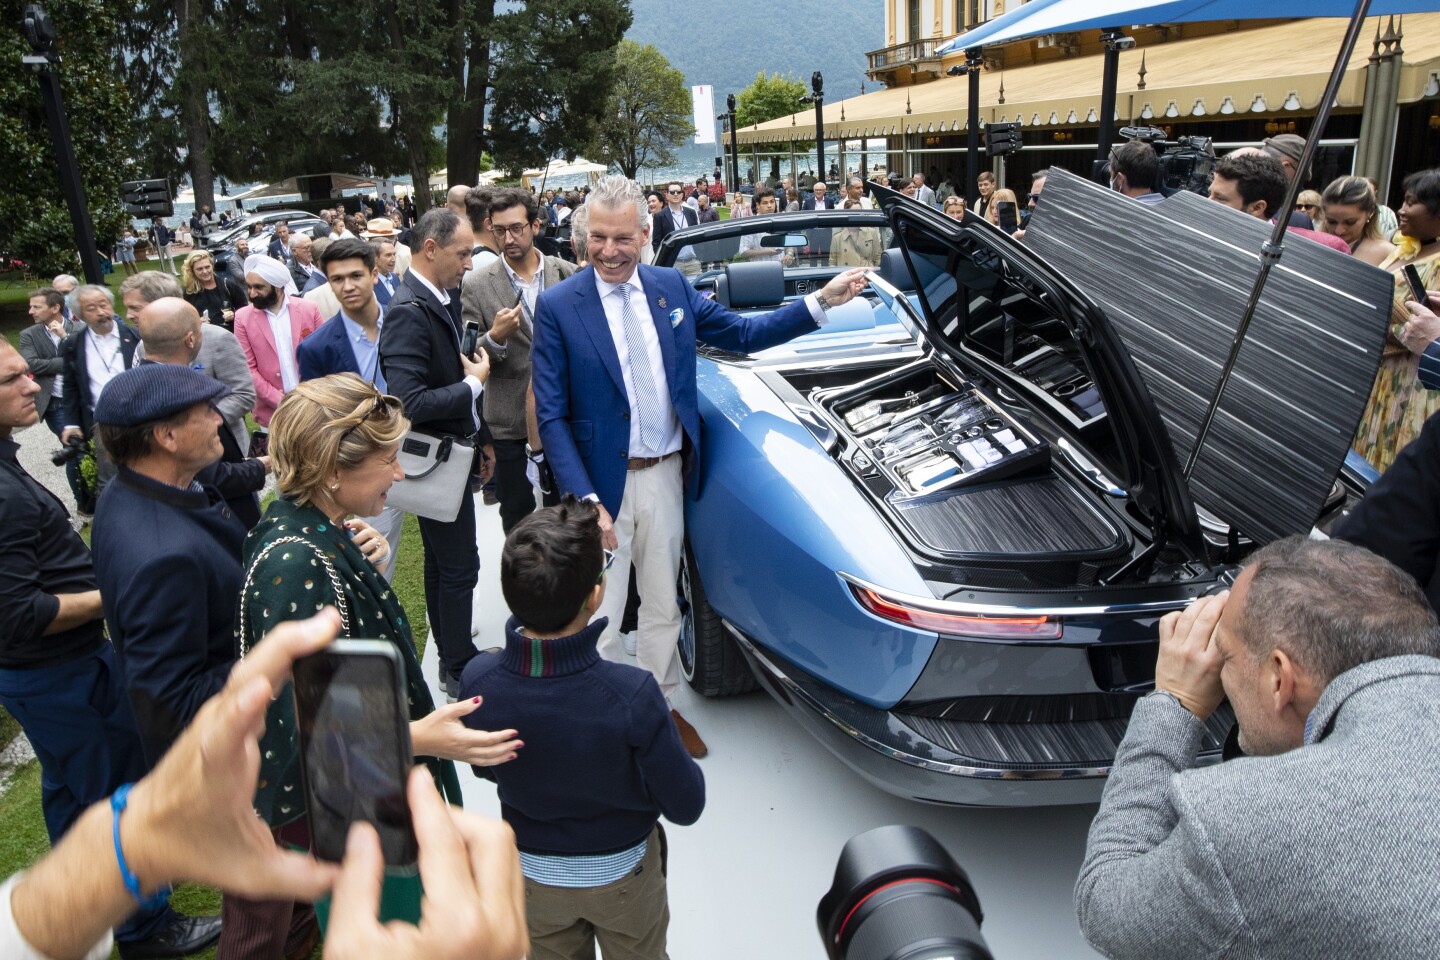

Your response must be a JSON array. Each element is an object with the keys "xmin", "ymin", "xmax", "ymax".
[{"xmin": 416, "ymin": 468, "xmax": 481, "ymax": 677}]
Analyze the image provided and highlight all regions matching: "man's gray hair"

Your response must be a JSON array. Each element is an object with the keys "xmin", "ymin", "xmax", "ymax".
[
  {"xmin": 411, "ymin": 208, "xmax": 464, "ymax": 250},
  {"xmin": 570, "ymin": 202, "xmax": 590, "ymax": 262},
  {"xmin": 75, "ymin": 283, "xmax": 114, "ymax": 306},
  {"xmin": 588, "ymin": 175, "xmax": 647, "ymax": 232},
  {"xmin": 1237, "ymin": 537, "xmax": 1440, "ymax": 685},
  {"xmin": 119, "ymin": 270, "xmax": 183, "ymax": 304},
  {"xmin": 289, "ymin": 233, "xmax": 312, "ymax": 251}
]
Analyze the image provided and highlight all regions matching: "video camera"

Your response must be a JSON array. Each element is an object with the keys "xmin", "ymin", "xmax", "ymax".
[{"xmin": 1115, "ymin": 125, "xmax": 1216, "ymax": 196}]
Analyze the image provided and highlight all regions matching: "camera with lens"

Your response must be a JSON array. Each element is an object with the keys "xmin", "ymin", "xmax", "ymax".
[
  {"xmin": 50, "ymin": 435, "xmax": 86, "ymax": 467},
  {"xmin": 1116, "ymin": 125, "xmax": 1216, "ymax": 196},
  {"xmin": 818, "ymin": 825, "xmax": 992, "ymax": 960}
]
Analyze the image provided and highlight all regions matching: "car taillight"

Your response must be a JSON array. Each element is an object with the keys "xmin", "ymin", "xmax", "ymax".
[{"xmin": 851, "ymin": 586, "xmax": 1062, "ymax": 640}]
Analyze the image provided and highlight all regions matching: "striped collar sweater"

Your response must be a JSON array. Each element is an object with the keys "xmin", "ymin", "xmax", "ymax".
[{"xmin": 460, "ymin": 616, "xmax": 705, "ymax": 855}]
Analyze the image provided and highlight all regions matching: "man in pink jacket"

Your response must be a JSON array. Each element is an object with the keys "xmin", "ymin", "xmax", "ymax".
[{"xmin": 234, "ymin": 255, "xmax": 322, "ymax": 445}]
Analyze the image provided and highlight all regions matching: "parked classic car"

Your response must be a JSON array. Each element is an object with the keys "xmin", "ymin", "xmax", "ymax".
[{"xmin": 652, "ymin": 171, "xmax": 1391, "ymax": 805}]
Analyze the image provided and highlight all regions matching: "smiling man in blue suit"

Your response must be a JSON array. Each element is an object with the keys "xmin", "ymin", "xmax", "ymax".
[{"xmin": 532, "ymin": 175, "xmax": 868, "ymax": 757}]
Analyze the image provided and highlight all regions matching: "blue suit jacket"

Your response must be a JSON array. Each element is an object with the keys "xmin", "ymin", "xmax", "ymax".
[
  {"xmin": 532, "ymin": 264, "xmax": 818, "ymax": 518},
  {"xmin": 296, "ymin": 312, "xmax": 360, "ymax": 381}
]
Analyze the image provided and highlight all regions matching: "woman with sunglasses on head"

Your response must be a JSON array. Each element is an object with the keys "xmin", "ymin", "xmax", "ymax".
[{"xmin": 235, "ymin": 373, "xmax": 521, "ymax": 938}]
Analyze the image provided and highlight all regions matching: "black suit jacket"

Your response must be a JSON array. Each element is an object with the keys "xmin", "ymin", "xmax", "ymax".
[
  {"xmin": 801, "ymin": 196, "xmax": 835, "ymax": 211},
  {"xmin": 650, "ymin": 205, "xmax": 699, "ymax": 252},
  {"xmin": 59, "ymin": 321, "xmax": 140, "ymax": 434},
  {"xmin": 377, "ymin": 272, "xmax": 480, "ymax": 438},
  {"xmin": 267, "ymin": 236, "xmax": 290, "ymax": 263}
]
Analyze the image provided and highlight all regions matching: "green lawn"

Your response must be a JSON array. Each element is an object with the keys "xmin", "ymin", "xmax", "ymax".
[{"xmin": 1, "ymin": 260, "xmax": 174, "ymax": 347}]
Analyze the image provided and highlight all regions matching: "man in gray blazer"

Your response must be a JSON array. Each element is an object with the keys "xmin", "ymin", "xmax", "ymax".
[
  {"xmin": 18, "ymin": 287, "xmax": 76, "ymax": 433},
  {"xmin": 460, "ymin": 187, "xmax": 577, "ymax": 532},
  {"xmin": 1077, "ymin": 536, "xmax": 1440, "ymax": 959}
]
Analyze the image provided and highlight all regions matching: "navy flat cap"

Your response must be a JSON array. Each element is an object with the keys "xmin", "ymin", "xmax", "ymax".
[{"xmin": 94, "ymin": 364, "xmax": 231, "ymax": 427}]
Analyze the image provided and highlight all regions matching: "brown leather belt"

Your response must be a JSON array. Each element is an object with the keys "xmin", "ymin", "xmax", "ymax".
[{"xmin": 627, "ymin": 451, "xmax": 678, "ymax": 471}]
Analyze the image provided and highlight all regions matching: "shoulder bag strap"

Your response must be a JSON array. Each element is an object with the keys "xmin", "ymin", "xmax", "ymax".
[{"xmin": 237, "ymin": 535, "xmax": 351, "ymax": 657}]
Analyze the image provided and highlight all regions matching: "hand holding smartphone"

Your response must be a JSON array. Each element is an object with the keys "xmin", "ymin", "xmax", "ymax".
[
  {"xmin": 461, "ymin": 320, "xmax": 481, "ymax": 359},
  {"xmin": 293, "ymin": 640, "xmax": 417, "ymax": 867},
  {"xmin": 1403, "ymin": 264, "xmax": 1429, "ymax": 306}
]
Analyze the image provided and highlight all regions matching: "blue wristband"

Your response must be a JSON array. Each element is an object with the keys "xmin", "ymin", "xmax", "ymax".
[{"xmin": 110, "ymin": 783, "xmax": 172, "ymax": 911}]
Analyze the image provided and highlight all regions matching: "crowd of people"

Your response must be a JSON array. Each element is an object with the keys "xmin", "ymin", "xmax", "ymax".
[{"xmin": 4, "ymin": 145, "xmax": 1440, "ymax": 960}]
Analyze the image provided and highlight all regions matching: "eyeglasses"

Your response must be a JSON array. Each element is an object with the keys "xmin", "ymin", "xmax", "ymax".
[
  {"xmin": 597, "ymin": 548, "xmax": 617, "ymax": 583},
  {"xmin": 1027, "ymin": 193, "xmax": 1042, "ymax": 203},
  {"xmin": 492, "ymin": 223, "xmax": 533, "ymax": 238}
]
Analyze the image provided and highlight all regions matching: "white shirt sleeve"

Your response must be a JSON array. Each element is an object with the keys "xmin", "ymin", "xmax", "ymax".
[{"xmin": 0, "ymin": 873, "xmax": 113, "ymax": 960}]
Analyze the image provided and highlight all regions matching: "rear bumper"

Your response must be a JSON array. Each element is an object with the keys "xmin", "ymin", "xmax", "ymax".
[{"xmin": 733, "ymin": 626, "xmax": 1233, "ymax": 807}]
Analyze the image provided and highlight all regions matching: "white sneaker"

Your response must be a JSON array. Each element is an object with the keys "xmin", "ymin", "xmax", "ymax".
[{"xmin": 622, "ymin": 632, "xmax": 637, "ymax": 656}]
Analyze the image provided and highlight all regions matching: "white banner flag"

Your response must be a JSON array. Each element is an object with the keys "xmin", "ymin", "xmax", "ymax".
[{"xmin": 691, "ymin": 85, "xmax": 716, "ymax": 145}]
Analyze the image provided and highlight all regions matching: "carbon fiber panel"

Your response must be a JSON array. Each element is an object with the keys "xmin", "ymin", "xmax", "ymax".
[
  {"xmin": 1024, "ymin": 169, "xmax": 1389, "ymax": 543},
  {"xmin": 899, "ymin": 704, "xmax": 1235, "ymax": 769},
  {"xmin": 891, "ymin": 475, "xmax": 1127, "ymax": 558}
]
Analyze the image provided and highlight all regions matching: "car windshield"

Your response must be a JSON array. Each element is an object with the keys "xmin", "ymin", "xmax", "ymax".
[{"xmin": 669, "ymin": 213, "xmax": 906, "ymax": 358}]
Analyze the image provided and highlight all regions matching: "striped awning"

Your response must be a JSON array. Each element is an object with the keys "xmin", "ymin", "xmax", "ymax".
[{"xmin": 736, "ymin": 15, "xmax": 1440, "ymax": 144}]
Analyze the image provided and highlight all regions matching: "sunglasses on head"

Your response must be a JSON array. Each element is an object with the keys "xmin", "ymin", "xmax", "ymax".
[{"xmin": 338, "ymin": 392, "xmax": 396, "ymax": 445}]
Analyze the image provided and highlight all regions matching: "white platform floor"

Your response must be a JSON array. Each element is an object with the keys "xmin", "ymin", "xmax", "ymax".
[{"xmin": 422, "ymin": 494, "xmax": 1104, "ymax": 960}]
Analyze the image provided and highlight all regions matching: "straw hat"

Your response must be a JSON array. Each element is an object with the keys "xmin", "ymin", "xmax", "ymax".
[{"xmin": 362, "ymin": 217, "xmax": 399, "ymax": 238}]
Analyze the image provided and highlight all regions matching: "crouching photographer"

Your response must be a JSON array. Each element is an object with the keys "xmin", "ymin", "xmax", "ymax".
[
  {"xmin": 1075, "ymin": 537, "xmax": 1440, "ymax": 959},
  {"xmin": 1, "ymin": 610, "xmax": 528, "ymax": 960}
]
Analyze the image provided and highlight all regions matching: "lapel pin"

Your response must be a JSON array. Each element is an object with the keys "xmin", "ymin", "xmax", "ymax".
[{"xmin": 657, "ymin": 296, "xmax": 668, "ymax": 308}]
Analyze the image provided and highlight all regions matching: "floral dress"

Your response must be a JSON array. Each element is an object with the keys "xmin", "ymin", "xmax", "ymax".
[
  {"xmin": 1352, "ymin": 246, "xmax": 1440, "ymax": 472},
  {"xmin": 236, "ymin": 497, "xmax": 461, "ymax": 831}
]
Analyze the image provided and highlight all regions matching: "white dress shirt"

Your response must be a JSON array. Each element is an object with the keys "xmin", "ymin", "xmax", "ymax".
[
  {"xmin": 46, "ymin": 327, "xmax": 65, "ymax": 398},
  {"xmin": 83, "ymin": 326, "xmax": 124, "ymax": 408},
  {"xmin": 264, "ymin": 302, "xmax": 300, "ymax": 392},
  {"xmin": 593, "ymin": 270, "xmax": 683, "ymax": 459}
]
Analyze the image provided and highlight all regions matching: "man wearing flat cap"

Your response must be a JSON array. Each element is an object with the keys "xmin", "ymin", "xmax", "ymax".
[{"xmin": 89, "ymin": 363, "xmax": 243, "ymax": 766}]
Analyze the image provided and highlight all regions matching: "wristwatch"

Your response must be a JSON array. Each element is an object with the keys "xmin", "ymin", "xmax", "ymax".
[{"xmin": 814, "ymin": 291, "xmax": 834, "ymax": 311}]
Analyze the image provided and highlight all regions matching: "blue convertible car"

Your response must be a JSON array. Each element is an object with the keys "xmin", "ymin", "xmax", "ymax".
[{"xmin": 655, "ymin": 173, "xmax": 1388, "ymax": 806}]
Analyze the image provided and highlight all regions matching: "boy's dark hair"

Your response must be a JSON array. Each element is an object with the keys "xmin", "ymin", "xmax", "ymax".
[
  {"xmin": 318, "ymin": 237, "xmax": 375, "ymax": 274},
  {"xmin": 1214, "ymin": 153, "xmax": 1286, "ymax": 219},
  {"xmin": 502, "ymin": 495, "xmax": 604, "ymax": 633}
]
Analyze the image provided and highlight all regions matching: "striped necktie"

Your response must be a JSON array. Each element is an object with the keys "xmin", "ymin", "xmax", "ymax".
[{"xmin": 616, "ymin": 283, "xmax": 663, "ymax": 451}]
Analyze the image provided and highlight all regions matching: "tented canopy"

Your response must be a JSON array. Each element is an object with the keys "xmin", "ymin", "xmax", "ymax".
[{"xmin": 228, "ymin": 172, "xmax": 380, "ymax": 202}]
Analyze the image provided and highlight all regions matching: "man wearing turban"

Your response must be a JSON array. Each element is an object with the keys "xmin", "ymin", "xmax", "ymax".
[{"xmin": 234, "ymin": 254, "xmax": 323, "ymax": 445}]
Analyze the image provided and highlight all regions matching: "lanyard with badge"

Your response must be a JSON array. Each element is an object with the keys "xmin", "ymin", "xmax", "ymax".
[{"xmin": 506, "ymin": 264, "xmax": 545, "ymax": 330}]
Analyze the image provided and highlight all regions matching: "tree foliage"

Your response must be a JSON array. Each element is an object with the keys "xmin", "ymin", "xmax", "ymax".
[
  {"xmin": 485, "ymin": 0, "xmax": 631, "ymax": 177},
  {"xmin": 117, "ymin": 0, "xmax": 631, "ymax": 212},
  {"xmin": 734, "ymin": 71, "xmax": 807, "ymax": 130},
  {"xmin": 585, "ymin": 40, "xmax": 693, "ymax": 180},
  {"xmin": 0, "ymin": 0, "xmax": 135, "ymax": 276}
]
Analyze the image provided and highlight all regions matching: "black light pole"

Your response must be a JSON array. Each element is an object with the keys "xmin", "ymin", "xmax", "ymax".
[
  {"xmin": 726, "ymin": 93, "xmax": 740, "ymax": 189},
  {"xmin": 22, "ymin": 4, "xmax": 102, "ymax": 284},
  {"xmin": 811, "ymin": 72, "xmax": 825, "ymax": 179},
  {"xmin": 1095, "ymin": 28, "xmax": 1131, "ymax": 178},
  {"xmin": 962, "ymin": 48, "xmax": 983, "ymax": 206}
]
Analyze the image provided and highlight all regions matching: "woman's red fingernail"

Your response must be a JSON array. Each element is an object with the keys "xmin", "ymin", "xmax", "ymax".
[{"xmin": 472, "ymin": 696, "xmax": 480, "ymax": 704}]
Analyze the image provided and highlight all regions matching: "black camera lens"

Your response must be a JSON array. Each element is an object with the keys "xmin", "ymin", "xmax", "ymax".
[{"xmin": 818, "ymin": 826, "xmax": 992, "ymax": 960}]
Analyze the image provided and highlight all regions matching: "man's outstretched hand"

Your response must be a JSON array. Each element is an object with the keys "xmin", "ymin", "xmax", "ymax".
[{"xmin": 818, "ymin": 268, "xmax": 871, "ymax": 309}]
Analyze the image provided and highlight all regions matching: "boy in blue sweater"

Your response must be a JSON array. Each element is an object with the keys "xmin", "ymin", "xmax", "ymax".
[{"xmin": 461, "ymin": 496, "xmax": 704, "ymax": 960}]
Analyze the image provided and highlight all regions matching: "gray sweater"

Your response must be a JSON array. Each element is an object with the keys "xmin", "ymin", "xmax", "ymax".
[{"xmin": 1077, "ymin": 655, "xmax": 1440, "ymax": 959}]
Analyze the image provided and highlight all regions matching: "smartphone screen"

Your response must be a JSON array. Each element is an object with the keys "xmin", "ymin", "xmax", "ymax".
[
  {"xmin": 996, "ymin": 201, "xmax": 1017, "ymax": 233},
  {"xmin": 461, "ymin": 321, "xmax": 481, "ymax": 358},
  {"xmin": 1403, "ymin": 264, "xmax": 1429, "ymax": 305},
  {"xmin": 293, "ymin": 641, "xmax": 416, "ymax": 866}
]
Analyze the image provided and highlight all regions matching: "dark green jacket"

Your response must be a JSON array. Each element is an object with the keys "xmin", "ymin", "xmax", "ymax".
[{"xmin": 236, "ymin": 497, "xmax": 461, "ymax": 827}]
